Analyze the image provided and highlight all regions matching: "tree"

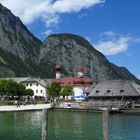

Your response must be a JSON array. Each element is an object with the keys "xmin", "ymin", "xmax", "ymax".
[
  {"xmin": 25, "ymin": 89, "xmax": 34, "ymax": 96},
  {"xmin": 7, "ymin": 80, "xmax": 18, "ymax": 96},
  {"xmin": 0, "ymin": 80, "xmax": 17, "ymax": 96},
  {"xmin": 60, "ymin": 85, "xmax": 74, "ymax": 99},
  {"xmin": 48, "ymin": 82, "xmax": 61, "ymax": 98},
  {"xmin": 0, "ymin": 80, "xmax": 26, "ymax": 97},
  {"xmin": 0, "ymin": 80, "xmax": 8, "ymax": 96},
  {"xmin": 16, "ymin": 83, "xmax": 26, "ymax": 96}
]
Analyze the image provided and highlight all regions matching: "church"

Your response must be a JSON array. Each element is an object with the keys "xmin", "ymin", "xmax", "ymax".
[{"xmin": 53, "ymin": 64, "xmax": 93, "ymax": 100}]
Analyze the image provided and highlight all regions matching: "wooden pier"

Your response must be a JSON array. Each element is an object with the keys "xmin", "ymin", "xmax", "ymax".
[{"xmin": 41, "ymin": 107, "xmax": 110, "ymax": 140}]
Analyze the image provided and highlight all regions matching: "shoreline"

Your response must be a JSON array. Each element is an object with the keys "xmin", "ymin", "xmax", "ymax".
[
  {"xmin": 0, "ymin": 104, "xmax": 51, "ymax": 112},
  {"xmin": 53, "ymin": 107, "xmax": 140, "ymax": 113},
  {"xmin": 0, "ymin": 104, "xmax": 140, "ymax": 113}
]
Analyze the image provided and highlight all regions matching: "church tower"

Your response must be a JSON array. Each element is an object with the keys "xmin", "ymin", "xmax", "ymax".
[
  {"xmin": 55, "ymin": 64, "xmax": 62, "ymax": 79},
  {"xmin": 77, "ymin": 66, "xmax": 84, "ymax": 78}
]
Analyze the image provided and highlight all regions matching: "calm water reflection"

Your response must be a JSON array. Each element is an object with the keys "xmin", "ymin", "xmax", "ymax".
[{"xmin": 0, "ymin": 110, "xmax": 140, "ymax": 140}]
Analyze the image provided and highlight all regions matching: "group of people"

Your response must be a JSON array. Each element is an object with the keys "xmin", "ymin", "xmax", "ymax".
[{"xmin": 14, "ymin": 98, "xmax": 36, "ymax": 107}]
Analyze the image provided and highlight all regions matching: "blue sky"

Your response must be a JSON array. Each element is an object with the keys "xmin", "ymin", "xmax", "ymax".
[{"xmin": 0, "ymin": 0, "xmax": 140, "ymax": 78}]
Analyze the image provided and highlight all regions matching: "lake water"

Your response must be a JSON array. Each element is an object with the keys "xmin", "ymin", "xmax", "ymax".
[{"xmin": 0, "ymin": 110, "xmax": 140, "ymax": 140}]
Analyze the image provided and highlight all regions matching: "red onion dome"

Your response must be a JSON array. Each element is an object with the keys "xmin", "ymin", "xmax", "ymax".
[
  {"xmin": 83, "ymin": 77, "xmax": 93, "ymax": 85},
  {"xmin": 73, "ymin": 77, "xmax": 84, "ymax": 84},
  {"xmin": 77, "ymin": 66, "xmax": 84, "ymax": 72},
  {"xmin": 55, "ymin": 64, "xmax": 62, "ymax": 71}
]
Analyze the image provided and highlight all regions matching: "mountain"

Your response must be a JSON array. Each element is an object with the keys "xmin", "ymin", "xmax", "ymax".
[
  {"xmin": 0, "ymin": 3, "xmax": 42, "ymax": 77},
  {"xmin": 0, "ymin": 3, "xmax": 140, "ymax": 84},
  {"xmin": 39, "ymin": 34, "xmax": 140, "ymax": 84}
]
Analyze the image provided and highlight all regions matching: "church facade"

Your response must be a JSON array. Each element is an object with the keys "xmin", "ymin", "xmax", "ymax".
[{"xmin": 53, "ymin": 64, "xmax": 93, "ymax": 100}]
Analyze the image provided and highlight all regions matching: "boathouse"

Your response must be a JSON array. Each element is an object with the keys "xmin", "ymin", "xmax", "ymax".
[{"xmin": 88, "ymin": 80, "xmax": 140, "ymax": 108}]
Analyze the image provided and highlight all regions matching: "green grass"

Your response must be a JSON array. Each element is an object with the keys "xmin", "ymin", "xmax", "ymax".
[{"xmin": 0, "ymin": 100, "xmax": 14, "ymax": 106}]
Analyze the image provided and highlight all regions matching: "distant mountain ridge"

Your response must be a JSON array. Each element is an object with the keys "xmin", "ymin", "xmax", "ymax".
[{"xmin": 0, "ymin": 3, "xmax": 140, "ymax": 84}]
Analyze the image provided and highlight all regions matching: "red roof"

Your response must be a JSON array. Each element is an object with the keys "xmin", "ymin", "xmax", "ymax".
[
  {"xmin": 73, "ymin": 77, "xmax": 84, "ymax": 84},
  {"xmin": 53, "ymin": 76, "xmax": 93, "ymax": 86},
  {"xmin": 83, "ymin": 77, "xmax": 93, "ymax": 85}
]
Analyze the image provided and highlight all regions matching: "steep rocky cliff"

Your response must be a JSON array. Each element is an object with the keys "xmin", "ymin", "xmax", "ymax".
[
  {"xmin": 39, "ymin": 34, "xmax": 140, "ymax": 84},
  {"xmin": 0, "ymin": 3, "xmax": 42, "ymax": 76}
]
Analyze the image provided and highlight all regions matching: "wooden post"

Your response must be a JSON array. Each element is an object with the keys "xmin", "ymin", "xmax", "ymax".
[
  {"xmin": 42, "ymin": 109, "xmax": 48, "ymax": 140},
  {"xmin": 132, "ymin": 101, "xmax": 135, "ymax": 109},
  {"xmin": 103, "ymin": 109, "xmax": 109, "ymax": 140}
]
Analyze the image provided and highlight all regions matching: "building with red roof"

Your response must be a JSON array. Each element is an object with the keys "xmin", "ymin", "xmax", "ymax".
[{"xmin": 53, "ymin": 64, "xmax": 93, "ymax": 100}]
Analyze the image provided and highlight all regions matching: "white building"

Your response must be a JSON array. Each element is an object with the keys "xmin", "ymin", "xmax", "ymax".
[
  {"xmin": 21, "ymin": 77, "xmax": 48, "ymax": 98},
  {"xmin": 0, "ymin": 77, "xmax": 48, "ymax": 98}
]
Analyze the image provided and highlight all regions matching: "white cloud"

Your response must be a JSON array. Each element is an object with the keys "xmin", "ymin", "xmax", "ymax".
[
  {"xmin": 0, "ymin": 0, "xmax": 104, "ymax": 27},
  {"xmin": 90, "ymin": 31, "xmax": 140, "ymax": 56},
  {"xmin": 138, "ymin": 75, "xmax": 140, "ymax": 79},
  {"xmin": 94, "ymin": 31, "xmax": 130, "ymax": 55},
  {"xmin": 101, "ymin": 31, "xmax": 116, "ymax": 37},
  {"xmin": 0, "ymin": 0, "xmax": 54, "ymax": 25},
  {"xmin": 53, "ymin": 0, "xmax": 104, "ymax": 13},
  {"xmin": 42, "ymin": 29, "xmax": 53, "ymax": 36},
  {"xmin": 42, "ymin": 14, "xmax": 60, "ymax": 28}
]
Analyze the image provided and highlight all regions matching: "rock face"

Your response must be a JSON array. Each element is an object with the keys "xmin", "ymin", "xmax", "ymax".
[
  {"xmin": 0, "ymin": 3, "xmax": 140, "ymax": 84},
  {"xmin": 0, "ymin": 3, "xmax": 41, "ymax": 77},
  {"xmin": 39, "ymin": 34, "xmax": 140, "ymax": 84}
]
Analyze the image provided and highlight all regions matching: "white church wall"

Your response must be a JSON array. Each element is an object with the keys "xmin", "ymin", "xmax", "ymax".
[{"xmin": 73, "ymin": 86, "xmax": 85, "ymax": 100}]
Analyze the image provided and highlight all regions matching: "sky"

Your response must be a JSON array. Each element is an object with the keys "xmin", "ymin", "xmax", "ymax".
[{"xmin": 0, "ymin": 0, "xmax": 140, "ymax": 79}]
